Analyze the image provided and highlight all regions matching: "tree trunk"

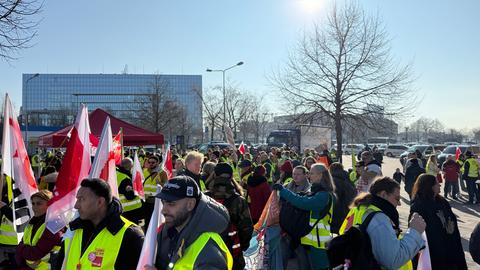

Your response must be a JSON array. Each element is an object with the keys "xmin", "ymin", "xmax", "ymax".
[{"xmin": 335, "ymin": 115, "xmax": 343, "ymax": 164}]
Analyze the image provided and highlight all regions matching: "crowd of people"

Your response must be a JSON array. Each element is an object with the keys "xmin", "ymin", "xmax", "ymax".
[{"xmin": 0, "ymin": 144, "xmax": 478, "ymax": 270}]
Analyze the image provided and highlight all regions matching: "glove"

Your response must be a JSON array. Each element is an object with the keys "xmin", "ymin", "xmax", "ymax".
[{"xmin": 272, "ymin": 183, "xmax": 283, "ymax": 191}]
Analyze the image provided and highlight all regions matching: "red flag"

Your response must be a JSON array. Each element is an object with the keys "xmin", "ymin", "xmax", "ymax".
[
  {"xmin": 162, "ymin": 145, "xmax": 173, "ymax": 179},
  {"xmin": 455, "ymin": 147, "xmax": 461, "ymax": 161},
  {"xmin": 46, "ymin": 104, "xmax": 92, "ymax": 234},
  {"xmin": 89, "ymin": 117, "xmax": 119, "ymax": 198},
  {"xmin": 238, "ymin": 141, "xmax": 246, "ymax": 155},
  {"xmin": 132, "ymin": 152, "xmax": 145, "ymax": 200},
  {"xmin": 1, "ymin": 94, "xmax": 38, "ymax": 242},
  {"xmin": 113, "ymin": 130, "xmax": 122, "ymax": 165}
]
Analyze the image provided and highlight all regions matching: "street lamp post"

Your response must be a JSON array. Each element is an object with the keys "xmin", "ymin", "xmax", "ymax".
[
  {"xmin": 206, "ymin": 61, "xmax": 244, "ymax": 140},
  {"xmin": 24, "ymin": 73, "xmax": 39, "ymax": 149}
]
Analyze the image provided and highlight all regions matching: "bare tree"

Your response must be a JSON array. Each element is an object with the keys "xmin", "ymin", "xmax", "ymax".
[
  {"xmin": 194, "ymin": 86, "xmax": 223, "ymax": 141},
  {"xmin": 271, "ymin": 2, "xmax": 415, "ymax": 162},
  {"xmin": 0, "ymin": 0, "xmax": 42, "ymax": 60},
  {"xmin": 239, "ymin": 97, "xmax": 271, "ymax": 143},
  {"xmin": 224, "ymin": 84, "xmax": 254, "ymax": 138},
  {"xmin": 129, "ymin": 75, "xmax": 185, "ymax": 139},
  {"xmin": 409, "ymin": 117, "xmax": 444, "ymax": 142}
]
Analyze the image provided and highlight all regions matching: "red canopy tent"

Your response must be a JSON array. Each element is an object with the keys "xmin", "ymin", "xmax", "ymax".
[{"xmin": 38, "ymin": 109, "xmax": 164, "ymax": 147}]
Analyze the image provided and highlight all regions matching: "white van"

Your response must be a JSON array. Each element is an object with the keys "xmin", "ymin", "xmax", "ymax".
[{"xmin": 384, "ymin": 144, "xmax": 409, "ymax": 157}]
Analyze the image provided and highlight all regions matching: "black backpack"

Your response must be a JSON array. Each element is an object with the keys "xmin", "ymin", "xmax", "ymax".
[
  {"xmin": 327, "ymin": 211, "xmax": 381, "ymax": 270},
  {"xmin": 279, "ymin": 193, "xmax": 332, "ymax": 245}
]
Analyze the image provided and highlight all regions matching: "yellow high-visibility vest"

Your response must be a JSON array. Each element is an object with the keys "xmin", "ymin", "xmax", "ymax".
[
  {"xmin": 170, "ymin": 232, "xmax": 232, "ymax": 270},
  {"xmin": 64, "ymin": 217, "xmax": 133, "ymax": 269}
]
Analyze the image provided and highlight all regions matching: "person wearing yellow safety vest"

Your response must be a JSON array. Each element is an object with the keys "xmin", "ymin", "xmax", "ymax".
[
  {"xmin": 15, "ymin": 190, "xmax": 63, "ymax": 270},
  {"xmin": 177, "ymin": 151, "xmax": 205, "ymax": 191},
  {"xmin": 457, "ymin": 153, "xmax": 467, "ymax": 192},
  {"xmin": 117, "ymin": 158, "xmax": 143, "ymax": 224},
  {"xmin": 462, "ymin": 150, "xmax": 480, "ymax": 204},
  {"xmin": 145, "ymin": 176, "xmax": 232, "ymax": 270},
  {"xmin": 0, "ymin": 178, "xmax": 21, "ymax": 269},
  {"xmin": 272, "ymin": 163, "xmax": 336, "ymax": 270},
  {"xmin": 339, "ymin": 177, "xmax": 426, "ymax": 270},
  {"xmin": 259, "ymin": 152, "xmax": 274, "ymax": 185},
  {"xmin": 58, "ymin": 178, "xmax": 144, "ymax": 270},
  {"xmin": 143, "ymin": 155, "xmax": 168, "ymax": 229},
  {"xmin": 238, "ymin": 159, "xmax": 254, "ymax": 190}
]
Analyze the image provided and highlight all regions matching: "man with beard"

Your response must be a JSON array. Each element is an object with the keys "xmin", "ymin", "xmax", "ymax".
[{"xmin": 145, "ymin": 175, "xmax": 232, "ymax": 270}]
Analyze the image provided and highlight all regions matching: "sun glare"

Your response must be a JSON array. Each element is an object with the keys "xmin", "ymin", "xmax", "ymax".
[{"xmin": 296, "ymin": 0, "xmax": 324, "ymax": 15}]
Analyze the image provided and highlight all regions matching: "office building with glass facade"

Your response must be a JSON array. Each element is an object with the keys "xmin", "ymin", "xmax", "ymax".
[{"xmin": 22, "ymin": 73, "xmax": 203, "ymax": 143}]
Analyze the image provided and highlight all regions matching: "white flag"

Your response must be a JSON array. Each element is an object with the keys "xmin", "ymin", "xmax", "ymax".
[
  {"xmin": 136, "ymin": 186, "xmax": 164, "ymax": 270},
  {"xmin": 89, "ymin": 117, "xmax": 119, "ymax": 198},
  {"xmin": 1, "ymin": 94, "xmax": 39, "ymax": 243}
]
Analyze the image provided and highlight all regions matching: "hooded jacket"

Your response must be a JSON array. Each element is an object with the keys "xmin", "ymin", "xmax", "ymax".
[
  {"xmin": 330, "ymin": 169, "xmax": 357, "ymax": 234},
  {"xmin": 246, "ymin": 174, "xmax": 271, "ymax": 224},
  {"xmin": 55, "ymin": 198, "xmax": 145, "ymax": 270},
  {"xmin": 405, "ymin": 159, "xmax": 426, "ymax": 195},
  {"xmin": 155, "ymin": 193, "xmax": 231, "ymax": 270}
]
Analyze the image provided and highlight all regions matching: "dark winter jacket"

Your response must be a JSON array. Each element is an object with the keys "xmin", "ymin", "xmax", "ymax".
[
  {"xmin": 177, "ymin": 168, "xmax": 202, "ymax": 189},
  {"xmin": 330, "ymin": 170, "xmax": 357, "ymax": 234},
  {"xmin": 404, "ymin": 159, "xmax": 425, "ymax": 195},
  {"xmin": 205, "ymin": 176, "xmax": 254, "ymax": 270},
  {"xmin": 246, "ymin": 174, "xmax": 272, "ymax": 224},
  {"xmin": 155, "ymin": 194, "xmax": 231, "ymax": 270},
  {"xmin": 470, "ymin": 222, "xmax": 480, "ymax": 265},
  {"xmin": 15, "ymin": 214, "xmax": 63, "ymax": 270},
  {"xmin": 410, "ymin": 197, "xmax": 467, "ymax": 270},
  {"xmin": 441, "ymin": 159, "xmax": 460, "ymax": 182},
  {"xmin": 54, "ymin": 198, "xmax": 144, "ymax": 270}
]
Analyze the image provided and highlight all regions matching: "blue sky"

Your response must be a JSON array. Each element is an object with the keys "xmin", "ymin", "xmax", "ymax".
[{"xmin": 1, "ymin": 0, "xmax": 479, "ymax": 131}]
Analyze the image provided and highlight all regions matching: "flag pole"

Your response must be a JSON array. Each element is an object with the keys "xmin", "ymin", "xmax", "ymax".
[{"xmin": 120, "ymin": 127, "xmax": 124, "ymax": 160}]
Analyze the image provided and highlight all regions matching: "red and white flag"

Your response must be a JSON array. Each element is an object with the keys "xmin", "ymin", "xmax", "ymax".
[
  {"xmin": 238, "ymin": 141, "xmax": 246, "ymax": 155},
  {"xmin": 161, "ymin": 144, "xmax": 173, "ymax": 179},
  {"xmin": 455, "ymin": 146, "xmax": 461, "ymax": 161},
  {"xmin": 1, "ymin": 94, "xmax": 38, "ymax": 242},
  {"xmin": 113, "ymin": 130, "xmax": 123, "ymax": 165},
  {"xmin": 46, "ymin": 104, "xmax": 92, "ymax": 234},
  {"xmin": 89, "ymin": 117, "xmax": 119, "ymax": 198},
  {"xmin": 132, "ymin": 152, "xmax": 145, "ymax": 200},
  {"xmin": 136, "ymin": 186, "xmax": 164, "ymax": 270}
]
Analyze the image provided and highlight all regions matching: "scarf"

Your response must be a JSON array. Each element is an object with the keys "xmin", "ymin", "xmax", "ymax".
[{"xmin": 371, "ymin": 195, "xmax": 400, "ymax": 233}]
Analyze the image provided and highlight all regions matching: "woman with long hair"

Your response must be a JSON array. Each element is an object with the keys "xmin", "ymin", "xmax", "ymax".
[
  {"xmin": 410, "ymin": 173, "xmax": 467, "ymax": 270},
  {"xmin": 272, "ymin": 163, "xmax": 335, "ymax": 269}
]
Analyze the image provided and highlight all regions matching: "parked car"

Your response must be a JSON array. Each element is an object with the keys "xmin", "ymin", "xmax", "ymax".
[
  {"xmin": 383, "ymin": 144, "xmax": 409, "ymax": 157},
  {"xmin": 198, "ymin": 141, "xmax": 232, "ymax": 154},
  {"xmin": 437, "ymin": 145, "xmax": 480, "ymax": 167},
  {"xmin": 399, "ymin": 144, "xmax": 435, "ymax": 166},
  {"xmin": 342, "ymin": 144, "xmax": 364, "ymax": 155}
]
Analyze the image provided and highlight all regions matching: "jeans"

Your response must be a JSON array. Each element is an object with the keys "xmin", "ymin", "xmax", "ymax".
[{"xmin": 465, "ymin": 179, "xmax": 479, "ymax": 203}]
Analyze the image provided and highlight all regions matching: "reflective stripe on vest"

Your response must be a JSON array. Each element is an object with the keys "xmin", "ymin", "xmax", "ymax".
[
  {"xmin": 466, "ymin": 158, "xmax": 479, "ymax": 178},
  {"xmin": 0, "ymin": 216, "xmax": 19, "ymax": 245},
  {"xmin": 170, "ymin": 232, "xmax": 233, "ymax": 270},
  {"xmin": 143, "ymin": 169, "xmax": 160, "ymax": 198},
  {"xmin": 65, "ymin": 217, "xmax": 133, "ymax": 269},
  {"xmin": 117, "ymin": 171, "xmax": 142, "ymax": 212},
  {"xmin": 300, "ymin": 195, "xmax": 334, "ymax": 249},
  {"xmin": 339, "ymin": 205, "xmax": 413, "ymax": 270},
  {"xmin": 23, "ymin": 223, "xmax": 55, "ymax": 270}
]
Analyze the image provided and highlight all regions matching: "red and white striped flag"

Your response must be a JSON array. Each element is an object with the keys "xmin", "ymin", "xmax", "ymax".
[
  {"xmin": 238, "ymin": 141, "xmax": 246, "ymax": 155},
  {"xmin": 161, "ymin": 144, "xmax": 173, "ymax": 179},
  {"xmin": 1, "ymin": 94, "xmax": 38, "ymax": 242},
  {"xmin": 46, "ymin": 104, "xmax": 92, "ymax": 234},
  {"xmin": 132, "ymin": 152, "xmax": 145, "ymax": 200},
  {"xmin": 113, "ymin": 130, "xmax": 123, "ymax": 165},
  {"xmin": 89, "ymin": 117, "xmax": 119, "ymax": 198},
  {"xmin": 136, "ymin": 186, "xmax": 164, "ymax": 270}
]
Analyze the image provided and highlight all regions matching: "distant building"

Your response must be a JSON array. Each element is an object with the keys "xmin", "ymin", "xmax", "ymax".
[{"xmin": 22, "ymin": 73, "xmax": 203, "ymax": 143}]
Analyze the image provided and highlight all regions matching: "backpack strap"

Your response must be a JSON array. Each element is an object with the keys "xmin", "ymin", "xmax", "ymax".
[
  {"xmin": 313, "ymin": 193, "xmax": 333, "ymax": 246},
  {"xmin": 359, "ymin": 211, "xmax": 381, "ymax": 233}
]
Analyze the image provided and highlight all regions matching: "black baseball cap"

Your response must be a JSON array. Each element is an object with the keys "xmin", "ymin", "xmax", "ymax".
[{"xmin": 156, "ymin": 175, "xmax": 200, "ymax": 202}]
